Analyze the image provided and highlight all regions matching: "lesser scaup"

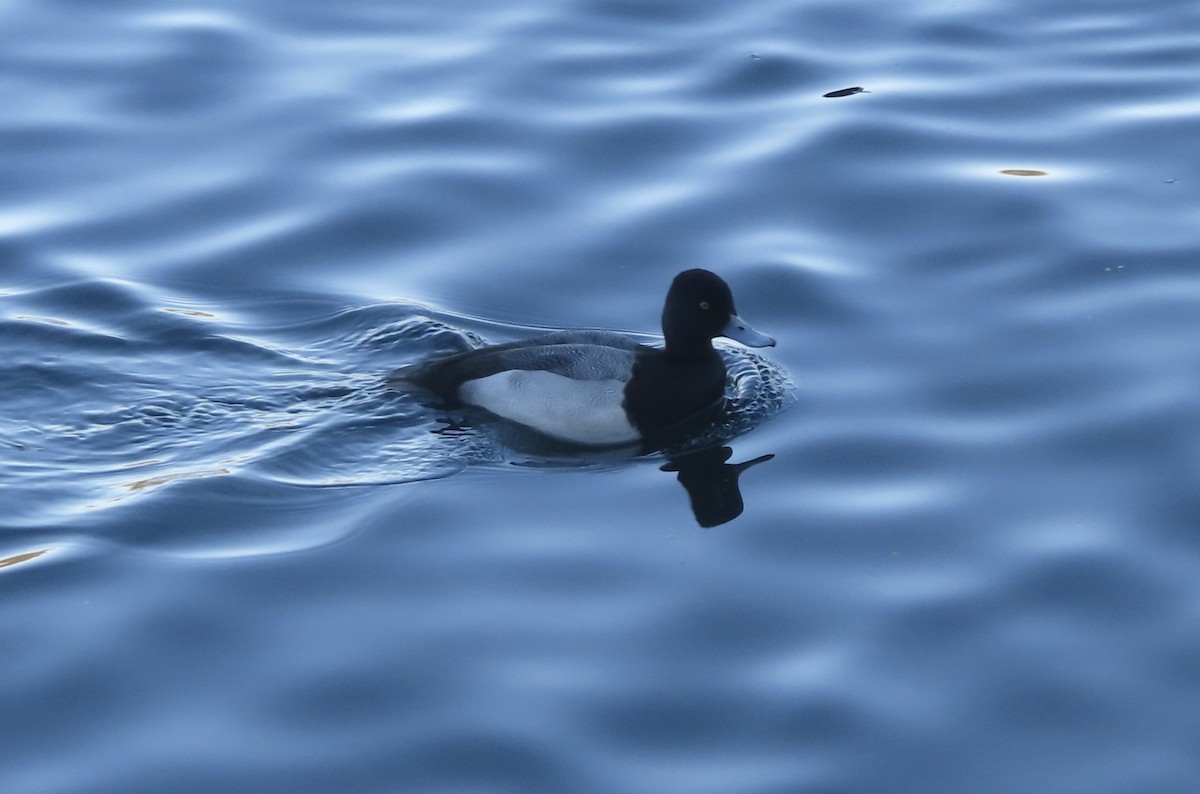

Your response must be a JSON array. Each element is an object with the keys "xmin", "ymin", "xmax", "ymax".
[{"xmin": 391, "ymin": 269, "xmax": 775, "ymax": 448}]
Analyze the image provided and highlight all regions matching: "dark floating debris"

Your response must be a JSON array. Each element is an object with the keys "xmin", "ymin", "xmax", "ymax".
[
  {"xmin": 999, "ymin": 169, "xmax": 1048, "ymax": 177},
  {"xmin": 823, "ymin": 86, "xmax": 867, "ymax": 98}
]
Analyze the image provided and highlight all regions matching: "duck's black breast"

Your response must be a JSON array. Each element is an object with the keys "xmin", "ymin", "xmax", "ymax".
[{"xmin": 623, "ymin": 347, "xmax": 728, "ymax": 445}]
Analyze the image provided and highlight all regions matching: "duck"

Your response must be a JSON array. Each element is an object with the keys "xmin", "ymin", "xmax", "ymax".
[{"xmin": 390, "ymin": 269, "xmax": 775, "ymax": 449}]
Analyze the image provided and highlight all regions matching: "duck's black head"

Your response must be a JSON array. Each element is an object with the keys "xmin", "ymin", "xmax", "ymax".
[{"xmin": 660, "ymin": 269, "xmax": 775, "ymax": 355}]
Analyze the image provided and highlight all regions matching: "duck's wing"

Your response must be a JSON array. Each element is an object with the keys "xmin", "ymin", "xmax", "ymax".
[
  {"xmin": 512, "ymin": 330, "xmax": 645, "ymax": 351},
  {"xmin": 483, "ymin": 342, "xmax": 637, "ymax": 381},
  {"xmin": 390, "ymin": 341, "xmax": 639, "ymax": 400}
]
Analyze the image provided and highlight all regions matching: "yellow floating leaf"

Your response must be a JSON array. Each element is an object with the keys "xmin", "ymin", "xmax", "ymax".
[{"xmin": 0, "ymin": 549, "xmax": 48, "ymax": 569}]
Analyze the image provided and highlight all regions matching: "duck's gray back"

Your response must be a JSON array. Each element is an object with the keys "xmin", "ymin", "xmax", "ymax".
[
  {"xmin": 492, "ymin": 341, "xmax": 636, "ymax": 381},
  {"xmin": 389, "ymin": 332, "xmax": 644, "ymax": 401}
]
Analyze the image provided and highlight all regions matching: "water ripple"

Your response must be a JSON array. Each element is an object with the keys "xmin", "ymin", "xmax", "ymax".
[{"xmin": 4, "ymin": 0, "xmax": 1200, "ymax": 791}]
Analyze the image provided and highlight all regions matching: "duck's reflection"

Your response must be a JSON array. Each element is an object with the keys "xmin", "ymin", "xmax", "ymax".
[
  {"xmin": 661, "ymin": 446, "xmax": 774, "ymax": 527},
  {"xmin": 428, "ymin": 408, "xmax": 774, "ymax": 528}
]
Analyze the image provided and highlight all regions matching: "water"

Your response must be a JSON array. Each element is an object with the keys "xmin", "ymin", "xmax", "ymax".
[{"xmin": 3, "ymin": 0, "xmax": 1200, "ymax": 792}]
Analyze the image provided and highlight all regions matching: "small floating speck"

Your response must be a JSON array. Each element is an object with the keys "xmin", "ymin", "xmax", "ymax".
[
  {"xmin": 164, "ymin": 307, "xmax": 216, "ymax": 318},
  {"xmin": 823, "ymin": 86, "xmax": 867, "ymax": 98},
  {"xmin": 127, "ymin": 467, "xmax": 230, "ymax": 491},
  {"xmin": 14, "ymin": 314, "xmax": 71, "ymax": 326},
  {"xmin": 999, "ymin": 169, "xmax": 1048, "ymax": 177},
  {"xmin": 749, "ymin": 52, "xmax": 760, "ymax": 60},
  {"xmin": 119, "ymin": 457, "xmax": 165, "ymax": 470}
]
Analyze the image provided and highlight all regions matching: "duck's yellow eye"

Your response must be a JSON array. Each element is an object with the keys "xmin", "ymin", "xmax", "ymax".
[{"xmin": 699, "ymin": 301, "xmax": 710, "ymax": 310}]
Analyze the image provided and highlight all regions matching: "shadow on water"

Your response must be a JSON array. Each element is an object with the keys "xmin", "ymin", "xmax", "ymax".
[{"xmin": 0, "ymin": 278, "xmax": 792, "ymax": 555}]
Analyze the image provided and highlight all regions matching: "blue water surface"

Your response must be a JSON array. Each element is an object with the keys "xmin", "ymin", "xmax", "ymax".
[{"xmin": 3, "ymin": 0, "xmax": 1200, "ymax": 792}]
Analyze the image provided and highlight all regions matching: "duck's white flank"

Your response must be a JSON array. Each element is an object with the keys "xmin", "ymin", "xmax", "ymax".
[{"xmin": 458, "ymin": 370, "xmax": 639, "ymax": 446}]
